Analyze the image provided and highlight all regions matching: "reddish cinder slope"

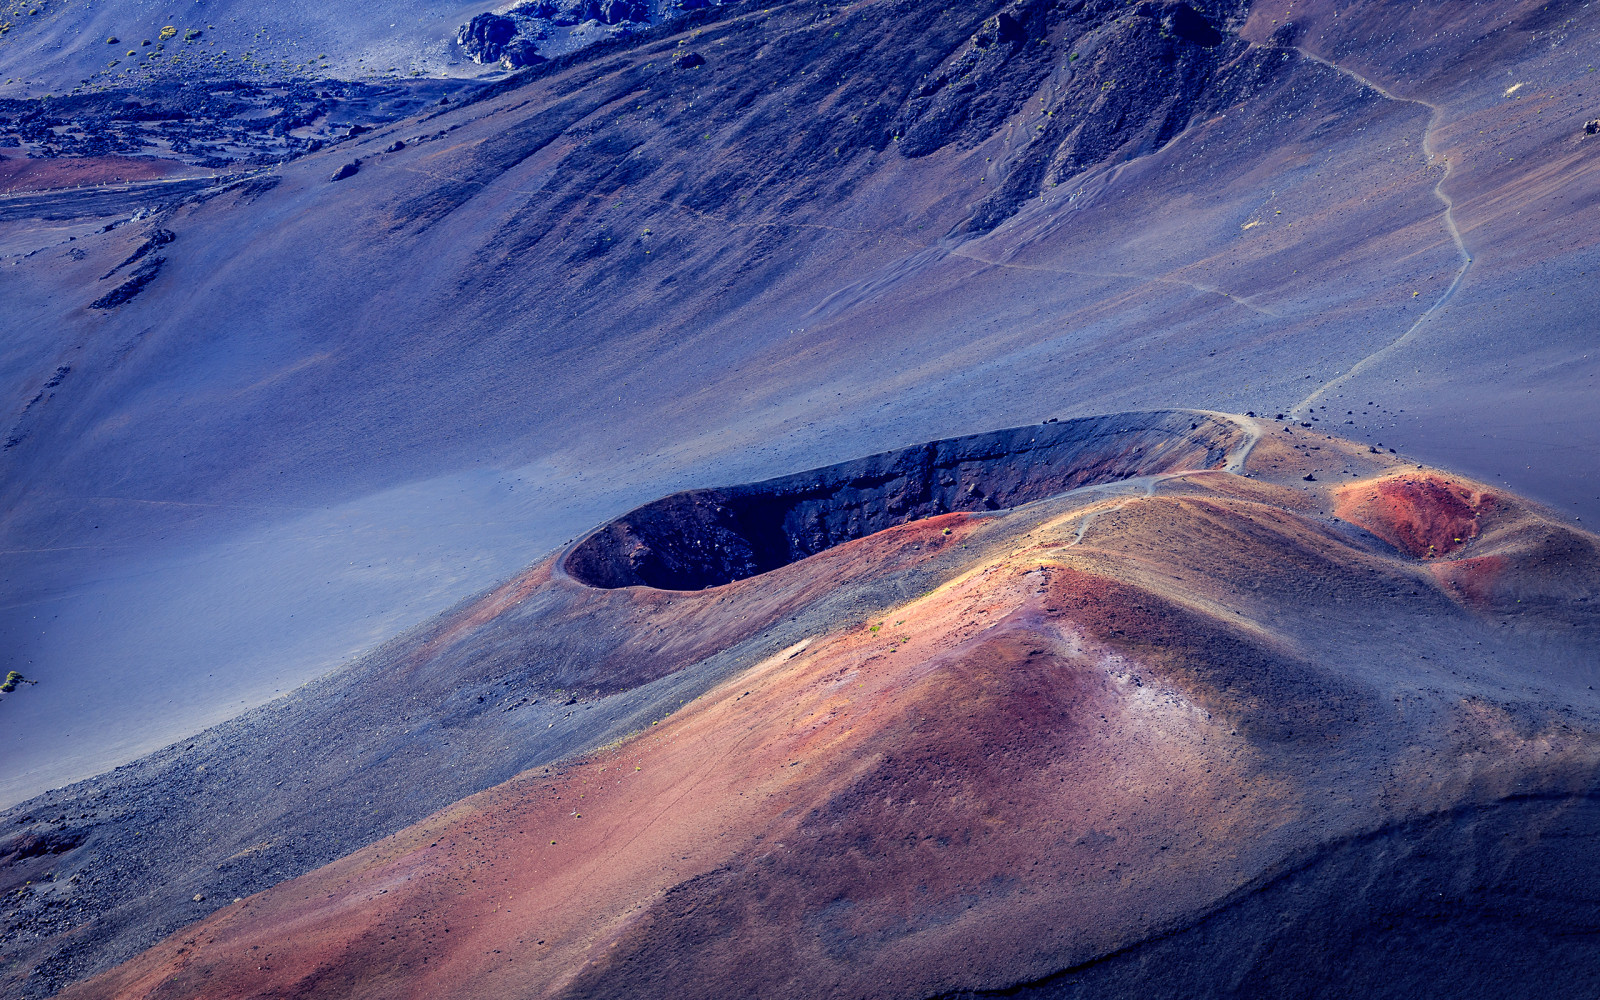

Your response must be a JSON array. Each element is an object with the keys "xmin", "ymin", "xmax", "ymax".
[
  {"xmin": 0, "ymin": 154, "xmax": 199, "ymax": 194},
  {"xmin": 63, "ymin": 422, "xmax": 1600, "ymax": 1000},
  {"xmin": 1334, "ymin": 472, "xmax": 1502, "ymax": 559},
  {"xmin": 1336, "ymin": 470, "xmax": 1600, "ymax": 615}
]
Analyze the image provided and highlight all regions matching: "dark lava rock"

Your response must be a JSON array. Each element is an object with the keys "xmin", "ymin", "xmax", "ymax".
[
  {"xmin": 672, "ymin": 50, "xmax": 706, "ymax": 69},
  {"xmin": 345, "ymin": 123, "xmax": 371, "ymax": 137},
  {"xmin": 597, "ymin": 0, "xmax": 649, "ymax": 23},
  {"xmin": 459, "ymin": 12, "xmax": 521, "ymax": 65},
  {"xmin": 1586, "ymin": 119, "xmax": 1599, "ymax": 135},
  {"xmin": 1157, "ymin": 1, "xmax": 1223, "ymax": 47},
  {"xmin": 501, "ymin": 37, "xmax": 545, "ymax": 69},
  {"xmin": 1267, "ymin": 19, "xmax": 1302, "ymax": 47},
  {"xmin": 0, "ymin": 826, "xmax": 86, "ymax": 865},
  {"xmin": 513, "ymin": 0, "xmax": 648, "ymax": 25},
  {"xmin": 100, "ymin": 227, "xmax": 174, "ymax": 280},
  {"xmin": 385, "ymin": 140, "xmax": 407, "ymax": 153},
  {"xmin": 89, "ymin": 255, "xmax": 165, "ymax": 309},
  {"xmin": 331, "ymin": 160, "xmax": 360, "ymax": 181}
]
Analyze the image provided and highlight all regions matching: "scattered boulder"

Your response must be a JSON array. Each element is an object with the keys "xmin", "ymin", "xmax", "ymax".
[
  {"xmin": 1586, "ymin": 119, "xmax": 1599, "ymax": 136},
  {"xmin": 344, "ymin": 123, "xmax": 371, "ymax": 138},
  {"xmin": 330, "ymin": 160, "xmax": 360, "ymax": 181},
  {"xmin": 672, "ymin": 50, "xmax": 705, "ymax": 69},
  {"xmin": 385, "ymin": 140, "xmax": 406, "ymax": 153}
]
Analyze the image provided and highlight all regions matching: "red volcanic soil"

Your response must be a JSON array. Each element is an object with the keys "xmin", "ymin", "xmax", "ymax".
[
  {"xmin": 0, "ymin": 153, "xmax": 199, "ymax": 194},
  {"xmin": 61, "ymin": 424, "xmax": 1600, "ymax": 1000},
  {"xmin": 1334, "ymin": 470, "xmax": 1600, "ymax": 615},
  {"xmin": 1333, "ymin": 472, "xmax": 1502, "ymax": 558}
]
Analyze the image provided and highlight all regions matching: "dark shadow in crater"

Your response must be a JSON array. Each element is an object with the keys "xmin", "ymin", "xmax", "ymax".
[{"xmin": 564, "ymin": 411, "xmax": 1247, "ymax": 590}]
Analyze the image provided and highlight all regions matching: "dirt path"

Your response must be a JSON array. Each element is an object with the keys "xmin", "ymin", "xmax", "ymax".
[{"xmin": 1287, "ymin": 48, "xmax": 1473, "ymax": 417}]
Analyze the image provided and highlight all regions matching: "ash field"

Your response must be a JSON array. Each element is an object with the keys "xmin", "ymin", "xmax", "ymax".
[{"xmin": 2, "ymin": 0, "xmax": 1599, "ymax": 997}]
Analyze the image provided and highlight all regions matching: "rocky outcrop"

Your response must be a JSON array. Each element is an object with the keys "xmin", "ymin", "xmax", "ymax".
[
  {"xmin": 89, "ymin": 255, "xmax": 165, "ymax": 309},
  {"xmin": 98, "ymin": 228, "xmax": 173, "ymax": 280},
  {"xmin": 514, "ymin": 0, "xmax": 649, "ymax": 26},
  {"xmin": 458, "ymin": 12, "xmax": 522, "ymax": 65},
  {"xmin": 458, "ymin": 0, "xmax": 649, "ymax": 70}
]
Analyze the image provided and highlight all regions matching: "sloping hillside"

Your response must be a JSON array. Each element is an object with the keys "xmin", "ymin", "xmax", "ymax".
[{"xmin": 50, "ymin": 413, "xmax": 1600, "ymax": 1000}]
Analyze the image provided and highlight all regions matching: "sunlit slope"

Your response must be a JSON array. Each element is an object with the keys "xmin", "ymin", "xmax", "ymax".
[{"xmin": 60, "ymin": 419, "xmax": 1600, "ymax": 1000}]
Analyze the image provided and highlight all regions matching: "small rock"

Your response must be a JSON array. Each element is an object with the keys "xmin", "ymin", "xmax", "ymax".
[
  {"xmin": 192, "ymin": 893, "xmax": 205, "ymax": 902},
  {"xmin": 1302, "ymin": 473, "xmax": 1317, "ymax": 482},
  {"xmin": 330, "ymin": 160, "xmax": 360, "ymax": 181},
  {"xmin": 345, "ymin": 123, "xmax": 371, "ymax": 138},
  {"xmin": 1587, "ymin": 119, "xmax": 1600, "ymax": 136},
  {"xmin": 672, "ymin": 51, "xmax": 706, "ymax": 70},
  {"xmin": 385, "ymin": 140, "xmax": 406, "ymax": 153}
]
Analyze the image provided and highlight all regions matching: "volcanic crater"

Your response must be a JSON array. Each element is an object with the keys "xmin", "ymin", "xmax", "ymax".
[{"xmin": 564, "ymin": 411, "xmax": 1249, "ymax": 590}]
